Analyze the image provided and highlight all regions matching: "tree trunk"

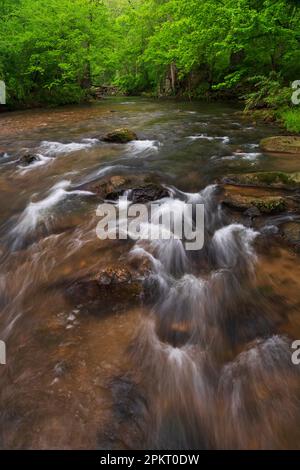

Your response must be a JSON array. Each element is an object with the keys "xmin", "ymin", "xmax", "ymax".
[{"xmin": 170, "ymin": 63, "xmax": 177, "ymax": 94}]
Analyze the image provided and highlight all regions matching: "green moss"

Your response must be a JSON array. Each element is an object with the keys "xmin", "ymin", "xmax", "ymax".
[{"xmin": 253, "ymin": 198, "xmax": 286, "ymax": 213}]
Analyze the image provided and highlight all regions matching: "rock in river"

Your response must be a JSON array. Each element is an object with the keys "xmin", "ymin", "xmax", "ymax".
[
  {"xmin": 66, "ymin": 263, "xmax": 148, "ymax": 316},
  {"xmin": 19, "ymin": 152, "xmax": 40, "ymax": 166},
  {"xmin": 260, "ymin": 136, "xmax": 300, "ymax": 155},
  {"xmin": 107, "ymin": 183, "xmax": 170, "ymax": 203},
  {"xmin": 102, "ymin": 128, "xmax": 138, "ymax": 144},
  {"xmin": 222, "ymin": 188, "xmax": 287, "ymax": 215},
  {"xmin": 222, "ymin": 172, "xmax": 300, "ymax": 191},
  {"xmin": 81, "ymin": 174, "xmax": 170, "ymax": 202}
]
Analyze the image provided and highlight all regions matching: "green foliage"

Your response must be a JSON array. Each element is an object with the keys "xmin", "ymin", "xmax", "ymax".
[
  {"xmin": 1, "ymin": 0, "xmax": 300, "ymax": 113},
  {"xmin": 0, "ymin": 0, "xmax": 113, "ymax": 106},
  {"xmin": 280, "ymin": 109, "xmax": 300, "ymax": 133},
  {"xmin": 243, "ymin": 73, "xmax": 291, "ymax": 110}
]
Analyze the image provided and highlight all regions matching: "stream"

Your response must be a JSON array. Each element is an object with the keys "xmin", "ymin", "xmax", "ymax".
[{"xmin": 0, "ymin": 98, "xmax": 300, "ymax": 450}]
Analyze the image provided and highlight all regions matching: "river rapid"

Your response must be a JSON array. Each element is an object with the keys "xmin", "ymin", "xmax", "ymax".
[{"xmin": 0, "ymin": 98, "xmax": 300, "ymax": 450}]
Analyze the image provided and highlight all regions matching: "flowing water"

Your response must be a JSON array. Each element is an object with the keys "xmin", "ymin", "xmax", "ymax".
[{"xmin": 0, "ymin": 98, "xmax": 300, "ymax": 449}]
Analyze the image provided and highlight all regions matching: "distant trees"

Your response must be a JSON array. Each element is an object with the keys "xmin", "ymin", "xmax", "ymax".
[
  {"xmin": 112, "ymin": 0, "xmax": 300, "ymax": 100},
  {"xmin": 0, "ymin": 0, "xmax": 112, "ymax": 106},
  {"xmin": 1, "ymin": 0, "xmax": 300, "ymax": 107}
]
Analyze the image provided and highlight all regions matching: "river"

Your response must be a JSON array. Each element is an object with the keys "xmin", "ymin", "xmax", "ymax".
[{"xmin": 0, "ymin": 98, "xmax": 300, "ymax": 449}]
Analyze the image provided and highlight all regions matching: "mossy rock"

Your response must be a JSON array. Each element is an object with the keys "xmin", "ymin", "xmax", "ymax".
[
  {"xmin": 102, "ymin": 128, "xmax": 138, "ymax": 143},
  {"xmin": 223, "ymin": 191, "xmax": 287, "ymax": 214},
  {"xmin": 222, "ymin": 172, "xmax": 300, "ymax": 190},
  {"xmin": 260, "ymin": 136, "xmax": 300, "ymax": 155}
]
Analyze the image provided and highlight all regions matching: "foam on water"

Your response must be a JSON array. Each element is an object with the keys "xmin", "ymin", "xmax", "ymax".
[
  {"xmin": 187, "ymin": 134, "xmax": 230, "ymax": 144},
  {"xmin": 233, "ymin": 151, "xmax": 261, "ymax": 160},
  {"xmin": 127, "ymin": 139, "xmax": 161, "ymax": 156},
  {"xmin": 96, "ymin": 165, "xmax": 128, "ymax": 177},
  {"xmin": 18, "ymin": 154, "xmax": 54, "ymax": 173},
  {"xmin": 11, "ymin": 180, "xmax": 93, "ymax": 237},
  {"xmin": 220, "ymin": 151, "xmax": 262, "ymax": 162},
  {"xmin": 212, "ymin": 224, "xmax": 259, "ymax": 268},
  {"xmin": 0, "ymin": 152, "xmax": 9, "ymax": 159},
  {"xmin": 39, "ymin": 139, "xmax": 99, "ymax": 155}
]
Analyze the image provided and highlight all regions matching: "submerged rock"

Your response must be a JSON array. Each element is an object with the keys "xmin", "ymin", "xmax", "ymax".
[
  {"xmin": 19, "ymin": 153, "xmax": 40, "ymax": 166},
  {"xmin": 260, "ymin": 136, "xmax": 300, "ymax": 155},
  {"xmin": 66, "ymin": 263, "xmax": 148, "ymax": 316},
  {"xmin": 222, "ymin": 172, "xmax": 300, "ymax": 191},
  {"xmin": 102, "ymin": 128, "xmax": 138, "ymax": 144},
  {"xmin": 281, "ymin": 222, "xmax": 300, "ymax": 252}
]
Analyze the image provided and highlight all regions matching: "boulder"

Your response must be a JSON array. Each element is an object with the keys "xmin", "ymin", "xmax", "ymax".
[
  {"xmin": 107, "ymin": 183, "xmax": 170, "ymax": 203},
  {"xmin": 92, "ymin": 175, "xmax": 129, "ymax": 197},
  {"xmin": 222, "ymin": 191, "xmax": 287, "ymax": 215},
  {"xmin": 260, "ymin": 136, "xmax": 300, "ymax": 155},
  {"xmin": 102, "ymin": 128, "xmax": 138, "ymax": 144},
  {"xmin": 222, "ymin": 172, "xmax": 300, "ymax": 191},
  {"xmin": 81, "ymin": 174, "xmax": 170, "ymax": 202}
]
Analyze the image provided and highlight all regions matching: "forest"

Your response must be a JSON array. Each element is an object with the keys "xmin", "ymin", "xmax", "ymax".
[{"xmin": 1, "ymin": 0, "xmax": 300, "ymax": 128}]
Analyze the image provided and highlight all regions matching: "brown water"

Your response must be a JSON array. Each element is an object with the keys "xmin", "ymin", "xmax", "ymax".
[{"xmin": 0, "ymin": 98, "xmax": 300, "ymax": 450}]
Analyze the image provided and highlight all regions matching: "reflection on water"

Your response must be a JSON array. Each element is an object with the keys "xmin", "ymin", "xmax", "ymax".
[{"xmin": 0, "ymin": 98, "xmax": 300, "ymax": 449}]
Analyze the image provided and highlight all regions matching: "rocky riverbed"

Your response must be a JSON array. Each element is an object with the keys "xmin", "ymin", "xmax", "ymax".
[{"xmin": 0, "ymin": 98, "xmax": 300, "ymax": 449}]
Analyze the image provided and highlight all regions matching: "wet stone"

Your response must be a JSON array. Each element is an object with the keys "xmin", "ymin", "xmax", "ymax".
[
  {"xmin": 66, "ymin": 263, "xmax": 149, "ymax": 316},
  {"xmin": 102, "ymin": 128, "xmax": 138, "ymax": 144},
  {"xmin": 223, "ymin": 192, "xmax": 287, "ymax": 214},
  {"xmin": 221, "ymin": 185, "xmax": 288, "ymax": 215},
  {"xmin": 107, "ymin": 183, "xmax": 170, "ymax": 203},
  {"xmin": 222, "ymin": 172, "xmax": 300, "ymax": 191},
  {"xmin": 80, "ymin": 174, "xmax": 170, "ymax": 203},
  {"xmin": 244, "ymin": 206, "xmax": 261, "ymax": 219},
  {"xmin": 19, "ymin": 153, "xmax": 40, "ymax": 166},
  {"xmin": 260, "ymin": 136, "xmax": 300, "ymax": 155}
]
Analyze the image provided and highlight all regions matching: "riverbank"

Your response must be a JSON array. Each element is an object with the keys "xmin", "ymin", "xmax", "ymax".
[
  {"xmin": 3, "ymin": 91, "xmax": 300, "ymax": 135},
  {"xmin": 243, "ymin": 107, "xmax": 300, "ymax": 134}
]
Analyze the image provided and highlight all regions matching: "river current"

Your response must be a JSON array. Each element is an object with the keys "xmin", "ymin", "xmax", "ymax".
[{"xmin": 0, "ymin": 98, "xmax": 300, "ymax": 449}]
